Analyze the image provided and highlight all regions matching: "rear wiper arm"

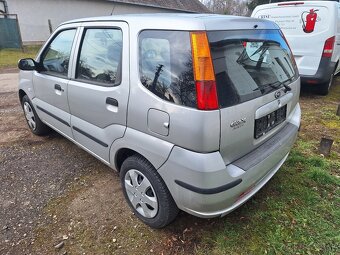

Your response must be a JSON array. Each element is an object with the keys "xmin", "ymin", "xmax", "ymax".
[
  {"xmin": 283, "ymin": 83, "xmax": 292, "ymax": 93},
  {"xmin": 253, "ymin": 77, "xmax": 293, "ymax": 92}
]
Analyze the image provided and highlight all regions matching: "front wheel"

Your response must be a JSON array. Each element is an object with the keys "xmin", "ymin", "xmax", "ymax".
[
  {"xmin": 21, "ymin": 95, "xmax": 50, "ymax": 135},
  {"xmin": 120, "ymin": 154, "xmax": 179, "ymax": 228}
]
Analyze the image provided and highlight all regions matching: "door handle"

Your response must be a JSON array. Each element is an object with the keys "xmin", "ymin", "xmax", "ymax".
[
  {"xmin": 54, "ymin": 84, "xmax": 64, "ymax": 92},
  {"xmin": 106, "ymin": 97, "xmax": 118, "ymax": 107}
]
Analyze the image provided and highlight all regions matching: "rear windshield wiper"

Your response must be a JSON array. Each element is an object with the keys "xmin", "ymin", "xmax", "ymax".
[{"xmin": 253, "ymin": 77, "xmax": 293, "ymax": 93}]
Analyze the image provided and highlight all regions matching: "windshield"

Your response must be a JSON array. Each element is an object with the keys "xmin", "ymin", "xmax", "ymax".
[{"xmin": 208, "ymin": 29, "xmax": 298, "ymax": 108}]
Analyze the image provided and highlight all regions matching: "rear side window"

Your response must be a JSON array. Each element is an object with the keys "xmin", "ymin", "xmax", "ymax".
[
  {"xmin": 41, "ymin": 29, "xmax": 76, "ymax": 77},
  {"xmin": 208, "ymin": 29, "xmax": 298, "ymax": 108},
  {"xmin": 139, "ymin": 30, "xmax": 196, "ymax": 108},
  {"xmin": 76, "ymin": 28, "xmax": 122, "ymax": 86}
]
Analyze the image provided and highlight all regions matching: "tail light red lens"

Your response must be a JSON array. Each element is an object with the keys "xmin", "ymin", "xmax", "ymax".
[
  {"xmin": 322, "ymin": 36, "xmax": 335, "ymax": 58},
  {"xmin": 195, "ymin": 81, "xmax": 218, "ymax": 110}
]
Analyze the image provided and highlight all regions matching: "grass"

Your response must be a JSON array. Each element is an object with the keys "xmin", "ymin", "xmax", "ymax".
[
  {"xmin": 0, "ymin": 45, "xmax": 41, "ymax": 69},
  {"xmin": 197, "ymin": 143, "xmax": 339, "ymax": 255}
]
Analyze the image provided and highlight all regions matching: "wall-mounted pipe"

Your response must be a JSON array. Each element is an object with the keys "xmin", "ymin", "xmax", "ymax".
[{"xmin": 0, "ymin": 0, "xmax": 8, "ymax": 14}]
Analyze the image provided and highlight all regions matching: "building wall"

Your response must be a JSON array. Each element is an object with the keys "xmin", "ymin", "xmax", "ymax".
[{"xmin": 6, "ymin": 0, "xmax": 181, "ymax": 44}]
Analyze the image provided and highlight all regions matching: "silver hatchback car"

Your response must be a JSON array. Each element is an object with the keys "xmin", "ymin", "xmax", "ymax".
[{"xmin": 18, "ymin": 14, "xmax": 301, "ymax": 228}]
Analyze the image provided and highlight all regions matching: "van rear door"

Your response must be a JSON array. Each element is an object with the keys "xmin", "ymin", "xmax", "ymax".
[{"xmin": 252, "ymin": 2, "xmax": 337, "ymax": 76}]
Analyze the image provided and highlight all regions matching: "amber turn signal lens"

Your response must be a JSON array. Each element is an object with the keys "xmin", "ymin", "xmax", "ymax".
[{"xmin": 190, "ymin": 31, "xmax": 215, "ymax": 81}]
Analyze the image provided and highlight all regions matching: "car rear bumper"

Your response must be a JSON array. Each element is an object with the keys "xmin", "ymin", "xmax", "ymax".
[
  {"xmin": 158, "ymin": 104, "xmax": 300, "ymax": 218},
  {"xmin": 300, "ymin": 57, "xmax": 336, "ymax": 85}
]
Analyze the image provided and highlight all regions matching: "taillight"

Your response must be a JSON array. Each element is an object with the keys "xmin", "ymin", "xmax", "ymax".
[
  {"xmin": 190, "ymin": 31, "xmax": 218, "ymax": 110},
  {"xmin": 322, "ymin": 36, "xmax": 335, "ymax": 58}
]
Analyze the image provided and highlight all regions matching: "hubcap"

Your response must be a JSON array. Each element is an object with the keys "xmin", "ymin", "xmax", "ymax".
[
  {"xmin": 23, "ymin": 102, "xmax": 36, "ymax": 130},
  {"xmin": 124, "ymin": 169, "xmax": 158, "ymax": 218}
]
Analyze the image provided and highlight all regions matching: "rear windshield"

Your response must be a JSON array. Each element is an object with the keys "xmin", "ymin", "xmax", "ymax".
[{"xmin": 208, "ymin": 29, "xmax": 298, "ymax": 108}]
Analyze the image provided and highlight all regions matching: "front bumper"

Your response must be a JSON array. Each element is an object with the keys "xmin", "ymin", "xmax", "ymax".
[
  {"xmin": 158, "ymin": 104, "xmax": 301, "ymax": 218},
  {"xmin": 300, "ymin": 57, "xmax": 336, "ymax": 85}
]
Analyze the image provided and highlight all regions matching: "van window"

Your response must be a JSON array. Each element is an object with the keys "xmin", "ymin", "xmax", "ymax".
[
  {"xmin": 208, "ymin": 29, "xmax": 298, "ymax": 108},
  {"xmin": 139, "ymin": 30, "xmax": 196, "ymax": 108},
  {"xmin": 76, "ymin": 28, "xmax": 122, "ymax": 86},
  {"xmin": 41, "ymin": 29, "xmax": 76, "ymax": 77}
]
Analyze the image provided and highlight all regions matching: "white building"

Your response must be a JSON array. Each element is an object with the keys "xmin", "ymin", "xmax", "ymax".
[{"xmin": 0, "ymin": 0, "xmax": 209, "ymax": 44}]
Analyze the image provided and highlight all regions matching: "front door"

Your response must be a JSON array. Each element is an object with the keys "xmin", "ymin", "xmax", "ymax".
[
  {"xmin": 32, "ymin": 28, "xmax": 78, "ymax": 138},
  {"xmin": 68, "ymin": 22, "xmax": 129, "ymax": 163}
]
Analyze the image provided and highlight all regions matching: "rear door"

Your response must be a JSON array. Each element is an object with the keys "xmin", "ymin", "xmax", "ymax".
[
  {"xmin": 208, "ymin": 29, "xmax": 299, "ymax": 164},
  {"xmin": 252, "ymin": 2, "xmax": 335, "ymax": 76},
  {"xmin": 33, "ymin": 26, "xmax": 78, "ymax": 138},
  {"xmin": 68, "ymin": 22, "xmax": 129, "ymax": 163}
]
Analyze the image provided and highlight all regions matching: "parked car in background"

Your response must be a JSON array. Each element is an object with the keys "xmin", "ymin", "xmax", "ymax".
[
  {"xmin": 252, "ymin": 1, "xmax": 340, "ymax": 95},
  {"xmin": 18, "ymin": 14, "xmax": 301, "ymax": 228}
]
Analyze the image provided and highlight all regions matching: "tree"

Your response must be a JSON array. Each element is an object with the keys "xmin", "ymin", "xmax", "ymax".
[{"xmin": 203, "ymin": 0, "xmax": 249, "ymax": 16}]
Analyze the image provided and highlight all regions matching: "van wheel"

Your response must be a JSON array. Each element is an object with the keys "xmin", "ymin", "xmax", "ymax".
[
  {"xmin": 21, "ymin": 95, "xmax": 50, "ymax": 135},
  {"xmin": 318, "ymin": 74, "xmax": 334, "ymax": 96},
  {"xmin": 120, "ymin": 154, "xmax": 179, "ymax": 228}
]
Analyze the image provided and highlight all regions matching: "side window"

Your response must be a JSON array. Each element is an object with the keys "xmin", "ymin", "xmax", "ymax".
[
  {"xmin": 41, "ymin": 29, "xmax": 76, "ymax": 77},
  {"xmin": 76, "ymin": 28, "xmax": 122, "ymax": 86},
  {"xmin": 139, "ymin": 30, "xmax": 196, "ymax": 108}
]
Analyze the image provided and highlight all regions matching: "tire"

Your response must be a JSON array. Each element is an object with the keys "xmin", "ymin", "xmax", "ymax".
[
  {"xmin": 318, "ymin": 72, "xmax": 334, "ymax": 96},
  {"xmin": 120, "ymin": 154, "xmax": 179, "ymax": 228},
  {"xmin": 21, "ymin": 95, "xmax": 50, "ymax": 135}
]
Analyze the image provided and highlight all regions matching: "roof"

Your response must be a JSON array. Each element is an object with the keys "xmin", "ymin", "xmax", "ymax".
[
  {"xmin": 109, "ymin": 0, "xmax": 210, "ymax": 13},
  {"xmin": 62, "ymin": 13, "xmax": 279, "ymax": 31}
]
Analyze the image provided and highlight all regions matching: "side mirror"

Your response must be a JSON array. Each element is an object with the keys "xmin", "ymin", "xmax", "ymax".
[{"xmin": 18, "ymin": 58, "xmax": 38, "ymax": 71}]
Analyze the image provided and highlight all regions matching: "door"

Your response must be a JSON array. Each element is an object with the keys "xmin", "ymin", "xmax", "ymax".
[
  {"xmin": 208, "ymin": 29, "xmax": 299, "ymax": 165},
  {"xmin": 32, "ymin": 28, "xmax": 78, "ymax": 138},
  {"xmin": 68, "ymin": 23, "xmax": 129, "ymax": 163}
]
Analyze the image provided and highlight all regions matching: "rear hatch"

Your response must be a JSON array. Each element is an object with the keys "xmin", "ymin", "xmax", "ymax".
[
  {"xmin": 252, "ymin": 2, "xmax": 336, "ymax": 76},
  {"xmin": 208, "ymin": 29, "xmax": 299, "ymax": 165}
]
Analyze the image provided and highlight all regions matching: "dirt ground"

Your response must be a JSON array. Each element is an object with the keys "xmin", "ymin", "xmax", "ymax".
[
  {"xmin": 0, "ymin": 72, "xmax": 339, "ymax": 255},
  {"xmin": 0, "ymin": 73, "xmax": 216, "ymax": 255}
]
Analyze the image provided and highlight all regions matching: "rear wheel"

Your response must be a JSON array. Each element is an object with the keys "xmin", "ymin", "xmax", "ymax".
[
  {"xmin": 21, "ymin": 95, "xmax": 50, "ymax": 135},
  {"xmin": 318, "ymin": 69, "xmax": 335, "ymax": 96},
  {"xmin": 120, "ymin": 154, "xmax": 178, "ymax": 228}
]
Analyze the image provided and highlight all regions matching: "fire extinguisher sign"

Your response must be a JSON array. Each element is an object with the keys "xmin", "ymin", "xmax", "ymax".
[{"xmin": 301, "ymin": 9, "xmax": 320, "ymax": 33}]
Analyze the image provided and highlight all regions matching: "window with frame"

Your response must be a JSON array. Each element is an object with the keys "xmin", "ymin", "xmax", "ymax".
[
  {"xmin": 41, "ymin": 29, "xmax": 76, "ymax": 77},
  {"xmin": 139, "ymin": 30, "xmax": 196, "ymax": 108},
  {"xmin": 76, "ymin": 28, "xmax": 122, "ymax": 86}
]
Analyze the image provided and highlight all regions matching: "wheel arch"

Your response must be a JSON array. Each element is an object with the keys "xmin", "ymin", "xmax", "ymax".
[
  {"xmin": 18, "ymin": 89, "xmax": 27, "ymax": 103},
  {"xmin": 110, "ymin": 128, "xmax": 174, "ymax": 172},
  {"xmin": 115, "ymin": 148, "xmax": 140, "ymax": 172}
]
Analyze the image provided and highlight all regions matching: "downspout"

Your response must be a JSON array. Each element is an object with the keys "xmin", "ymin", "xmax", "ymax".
[
  {"xmin": 0, "ymin": 0, "xmax": 8, "ymax": 13},
  {"xmin": 0, "ymin": 0, "xmax": 8, "ymax": 17}
]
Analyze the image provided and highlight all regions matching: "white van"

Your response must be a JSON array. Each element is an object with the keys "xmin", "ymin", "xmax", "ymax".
[{"xmin": 252, "ymin": 1, "xmax": 340, "ymax": 95}]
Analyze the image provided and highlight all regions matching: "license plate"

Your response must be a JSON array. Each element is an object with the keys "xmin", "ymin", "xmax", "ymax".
[{"xmin": 254, "ymin": 105, "xmax": 287, "ymax": 139}]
